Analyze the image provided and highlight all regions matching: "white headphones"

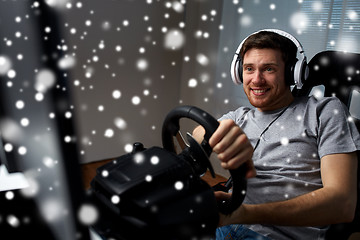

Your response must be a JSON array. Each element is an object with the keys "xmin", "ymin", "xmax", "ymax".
[{"xmin": 230, "ymin": 29, "xmax": 309, "ymax": 89}]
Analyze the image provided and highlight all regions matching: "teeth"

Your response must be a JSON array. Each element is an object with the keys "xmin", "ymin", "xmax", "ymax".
[{"xmin": 252, "ymin": 89, "xmax": 267, "ymax": 93}]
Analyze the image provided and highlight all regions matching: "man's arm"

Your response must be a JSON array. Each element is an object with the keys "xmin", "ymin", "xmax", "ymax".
[{"xmin": 220, "ymin": 152, "xmax": 358, "ymax": 226}]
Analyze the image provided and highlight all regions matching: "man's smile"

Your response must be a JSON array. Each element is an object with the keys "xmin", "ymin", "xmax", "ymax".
[{"xmin": 251, "ymin": 88, "xmax": 270, "ymax": 96}]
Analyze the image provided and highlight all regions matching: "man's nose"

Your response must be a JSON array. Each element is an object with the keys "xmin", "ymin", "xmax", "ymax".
[{"xmin": 252, "ymin": 70, "xmax": 265, "ymax": 84}]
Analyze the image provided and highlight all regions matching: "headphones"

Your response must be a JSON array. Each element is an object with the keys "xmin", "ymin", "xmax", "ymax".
[{"xmin": 230, "ymin": 29, "xmax": 309, "ymax": 89}]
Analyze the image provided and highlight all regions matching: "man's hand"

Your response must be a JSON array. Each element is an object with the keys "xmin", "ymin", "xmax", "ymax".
[
  {"xmin": 214, "ymin": 190, "xmax": 248, "ymax": 226},
  {"xmin": 193, "ymin": 119, "xmax": 256, "ymax": 179}
]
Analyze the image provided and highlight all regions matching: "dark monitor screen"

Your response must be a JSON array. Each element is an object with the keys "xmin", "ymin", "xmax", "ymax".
[{"xmin": 0, "ymin": 1, "xmax": 90, "ymax": 239}]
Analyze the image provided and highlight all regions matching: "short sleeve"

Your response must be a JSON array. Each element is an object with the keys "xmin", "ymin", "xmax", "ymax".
[{"xmin": 316, "ymin": 97, "xmax": 360, "ymax": 158}]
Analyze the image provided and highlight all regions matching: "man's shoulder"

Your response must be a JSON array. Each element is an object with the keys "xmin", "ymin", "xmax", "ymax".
[
  {"xmin": 219, "ymin": 106, "xmax": 254, "ymax": 122},
  {"xmin": 295, "ymin": 95, "xmax": 345, "ymax": 109},
  {"xmin": 230, "ymin": 106, "xmax": 254, "ymax": 117},
  {"xmin": 292, "ymin": 96, "xmax": 350, "ymax": 123}
]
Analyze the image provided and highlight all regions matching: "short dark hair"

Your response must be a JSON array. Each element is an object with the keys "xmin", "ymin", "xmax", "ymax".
[{"xmin": 240, "ymin": 31, "xmax": 298, "ymax": 65}]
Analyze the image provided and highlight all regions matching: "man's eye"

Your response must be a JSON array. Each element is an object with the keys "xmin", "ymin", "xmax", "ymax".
[
  {"xmin": 245, "ymin": 67, "xmax": 252, "ymax": 71},
  {"xmin": 266, "ymin": 67, "xmax": 273, "ymax": 72}
]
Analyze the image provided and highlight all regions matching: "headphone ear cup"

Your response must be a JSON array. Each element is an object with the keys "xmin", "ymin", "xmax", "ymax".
[
  {"xmin": 299, "ymin": 59, "xmax": 309, "ymax": 86},
  {"xmin": 293, "ymin": 58, "xmax": 308, "ymax": 89},
  {"xmin": 285, "ymin": 58, "xmax": 297, "ymax": 86},
  {"xmin": 238, "ymin": 59, "xmax": 243, "ymax": 83},
  {"xmin": 231, "ymin": 55, "xmax": 242, "ymax": 85}
]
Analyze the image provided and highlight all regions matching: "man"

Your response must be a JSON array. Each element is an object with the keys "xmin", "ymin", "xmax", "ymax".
[{"xmin": 193, "ymin": 30, "xmax": 360, "ymax": 239}]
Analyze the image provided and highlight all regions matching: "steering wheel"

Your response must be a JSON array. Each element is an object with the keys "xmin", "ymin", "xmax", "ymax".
[{"xmin": 161, "ymin": 105, "xmax": 247, "ymax": 215}]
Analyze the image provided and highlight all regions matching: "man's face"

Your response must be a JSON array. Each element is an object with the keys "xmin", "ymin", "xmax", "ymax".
[{"xmin": 242, "ymin": 48, "xmax": 293, "ymax": 112}]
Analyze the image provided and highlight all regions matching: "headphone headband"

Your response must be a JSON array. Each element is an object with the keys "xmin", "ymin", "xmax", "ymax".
[{"xmin": 231, "ymin": 29, "xmax": 309, "ymax": 89}]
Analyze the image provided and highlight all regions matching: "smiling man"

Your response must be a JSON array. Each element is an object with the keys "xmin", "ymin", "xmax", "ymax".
[{"xmin": 193, "ymin": 30, "xmax": 360, "ymax": 240}]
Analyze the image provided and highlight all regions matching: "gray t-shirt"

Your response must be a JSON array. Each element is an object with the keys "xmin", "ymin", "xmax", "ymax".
[{"xmin": 219, "ymin": 96, "xmax": 360, "ymax": 240}]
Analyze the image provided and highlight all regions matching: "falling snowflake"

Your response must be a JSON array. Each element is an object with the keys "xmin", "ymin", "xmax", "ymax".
[
  {"xmin": 150, "ymin": 155, "xmax": 160, "ymax": 165},
  {"xmin": 348, "ymin": 10, "xmax": 358, "ymax": 20},
  {"xmin": 111, "ymin": 195, "xmax": 120, "ymax": 204},
  {"xmin": 7, "ymin": 215, "xmax": 20, "ymax": 228},
  {"xmin": 164, "ymin": 29, "xmax": 186, "ymax": 50},
  {"xmin": 174, "ymin": 181, "xmax": 184, "ymax": 190},
  {"xmin": 35, "ymin": 69, "xmax": 56, "ymax": 93},
  {"xmin": 58, "ymin": 55, "xmax": 76, "ymax": 70},
  {"xmin": 104, "ymin": 128, "xmax": 114, "ymax": 138},
  {"xmin": 78, "ymin": 204, "xmax": 98, "ymax": 225},
  {"xmin": 114, "ymin": 117, "xmax": 127, "ymax": 130},
  {"xmin": 40, "ymin": 198, "xmax": 64, "ymax": 222},
  {"xmin": 145, "ymin": 174, "xmax": 152, "ymax": 182},
  {"xmin": 124, "ymin": 144, "xmax": 133, "ymax": 153},
  {"xmin": 188, "ymin": 78, "xmax": 198, "ymax": 88},
  {"xmin": 131, "ymin": 96, "xmax": 141, "ymax": 105},
  {"xmin": 134, "ymin": 152, "xmax": 145, "ymax": 164},
  {"xmin": 5, "ymin": 191, "xmax": 15, "ymax": 200},
  {"xmin": 196, "ymin": 53, "xmax": 209, "ymax": 66},
  {"xmin": 312, "ymin": 1, "xmax": 323, "ymax": 12},
  {"xmin": 101, "ymin": 170, "xmax": 109, "ymax": 178},
  {"xmin": 240, "ymin": 15, "xmax": 252, "ymax": 27},
  {"xmin": 43, "ymin": 156, "xmax": 56, "ymax": 168},
  {"xmin": 136, "ymin": 58, "xmax": 149, "ymax": 71},
  {"xmin": 64, "ymin": 136, "xmax": 72, "ymax": 143},
  {"xmin": 4, "ymin": 143, "xmax": 13, "ymax": 152},
  {"xmin": 281, "ymin": 137, "xmax": 289, "ymax": 146},
  {"xmin": 290, "ymin": 12, "xmax": 308, "ymax": 32}
]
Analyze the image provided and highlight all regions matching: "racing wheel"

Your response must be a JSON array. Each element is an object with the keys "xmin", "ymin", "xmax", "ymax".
[{"xmin": 162, "ymin": 105, "xmax": 247, "ymax": 214}]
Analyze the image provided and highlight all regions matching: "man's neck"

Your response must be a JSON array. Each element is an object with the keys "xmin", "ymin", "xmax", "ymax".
[{"xmin": 257, "ymin": 92, "xmax": 294, "ymax": 112}]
